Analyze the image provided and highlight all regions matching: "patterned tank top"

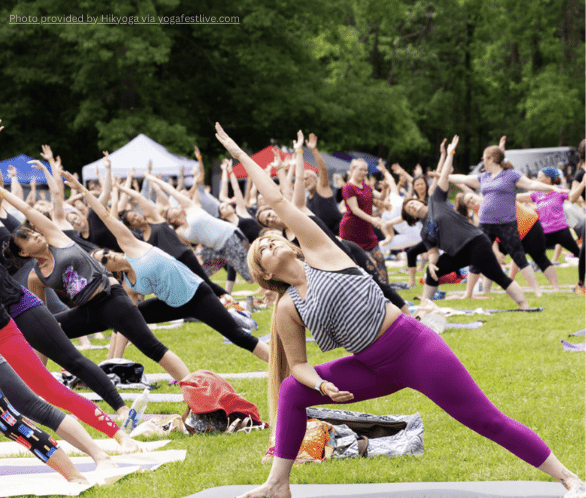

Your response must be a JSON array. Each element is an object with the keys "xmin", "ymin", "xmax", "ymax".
[{"xmin": 286, "ymin": 264, "xmax": 387, "ymax": 353}]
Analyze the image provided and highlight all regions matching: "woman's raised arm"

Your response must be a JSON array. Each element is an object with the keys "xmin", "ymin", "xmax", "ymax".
[
  {"xmin": 515, "ymin": 176, "xmax": 563, "ymax": 194},
  {"xmin": 218, "ymin": 161, "xmax": 232, "ymax": 203},
  {"xmin": 437, "ymin": 136, "xmax": 459, "ymax": 192},
  {"xmin": 145, "ymin": 173, "xmax": 195, "ymax": 209},
  {"xmin": 215, "ymin": 123, "xmax": 353, "ymax": 267},
  {"xmin": 117, "ymin": 184, "xmax": 164, "ymax": 223},
  {"xmin": 28, "ymin": 159, "xmax": 70, "ymax": 229},
  {"xmin": 0, "ymin": 186, "xmax": 69, "ymax": 246},
  {"xmin": 448, "ymin": 173, "xmax": 481, "ymax": 190},
  {"xmin": 227, "ymin": 161, "xmax": 251, "ymax": 218},
  {"xmin": 97, "ymin": 152, "xmax": 113, "ymax": 208},
  {"xmin": 429, "ymin": 138, "xmax": 447, "ymax": 195},
  {"xmin": 292, "ymin": 131, "xmax": 312, "ymax": 213},
  {"xmin": 62, "ymin": 171, "xmax": 146, "ymax": 256}
]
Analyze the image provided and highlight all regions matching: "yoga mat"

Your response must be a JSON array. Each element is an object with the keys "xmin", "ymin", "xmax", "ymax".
[
  {"xmin": 79, "ymin": 392, "xmax": 185, "ymax": 403},
  {"xmin": 0, "ymin": 449, "xmax": 185, "ymax": 497},
  {"xmin": 445, "ymin": 321, "xmax": 485, "ymax": 329},
  {"xmin": 0, "ymin": 465, "xmax": 139, "ymax": 497},
  {"xmin": 561, "ymin": 340, "xmax": 586, "ymax": 352},
  {"xmin": 143, "ymin": 372, "xmax": 267, "ymax": 381},
  {"xmin": 185, "ymin": 481, "xmax": 567, "ymax": 498},
  {"xmin": 485, "ymin": 307, "xmax": 543, "ymax": 313},
  {"xmin": 570, "ymin": 329, "xmax": 585, "ymax": 337},
  {"xmin": 0, "ymin": 439, "xmax": 171, "ymax": 458},
  {"xmin": 148, "ymin": 319, "xmax": 185, "ymax": 330},
  {"xmin": 74, "ymin": 344, "xmax": 109, "ymax": 350}
]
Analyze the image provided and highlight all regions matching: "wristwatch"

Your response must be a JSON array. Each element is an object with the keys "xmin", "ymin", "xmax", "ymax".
[{"xmin": 314, "ymin": 380, "xmax": 326, "ymax": 396}]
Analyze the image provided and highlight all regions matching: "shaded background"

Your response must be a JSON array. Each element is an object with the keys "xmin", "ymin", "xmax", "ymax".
[{"xmin": 1, "ymin": 0, "xmax": 584, "ymax": 178}]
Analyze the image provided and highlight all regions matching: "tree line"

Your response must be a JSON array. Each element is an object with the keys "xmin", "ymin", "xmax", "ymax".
[{"xmin": 1, "ymin": 0, "xmax": 583, "ymax": 176}]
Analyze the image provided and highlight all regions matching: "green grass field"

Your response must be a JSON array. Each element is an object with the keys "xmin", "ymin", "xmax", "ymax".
[{"xmin": 10, "ymin": 257, "xmax": 586, "ymax": 497}]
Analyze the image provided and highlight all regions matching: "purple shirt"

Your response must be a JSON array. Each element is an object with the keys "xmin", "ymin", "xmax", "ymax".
[
  {"xmin": 478, "ymin": 169, "xmax": 523, "ymax": 224},
  {"xmin": 530, "ymin": 191, "xmax": 569, "ymax": 233}
]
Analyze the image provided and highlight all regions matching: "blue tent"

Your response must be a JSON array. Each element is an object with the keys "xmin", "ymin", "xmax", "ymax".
[
  {"xmin": 332, "ymin": 151, "xmax": 381, "ymax": 174},
  {"xmin": 0, "ymin": 155, "xmax": 52, "ymax": 184}
]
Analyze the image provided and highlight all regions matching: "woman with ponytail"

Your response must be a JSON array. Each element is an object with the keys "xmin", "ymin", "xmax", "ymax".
[{"xmin": 215, "ymin": 124, "xmax": 584, "ymax": 498}]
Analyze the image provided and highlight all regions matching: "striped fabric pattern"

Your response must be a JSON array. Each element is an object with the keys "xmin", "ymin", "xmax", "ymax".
[{"xmin": 286, "ymin": 264, "xmax": 387, "ymax": 353}]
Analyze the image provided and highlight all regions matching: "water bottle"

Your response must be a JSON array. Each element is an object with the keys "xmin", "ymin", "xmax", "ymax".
[{"xmin": 122, "ymin": 387, "xmax": 151, "ymax": 434}]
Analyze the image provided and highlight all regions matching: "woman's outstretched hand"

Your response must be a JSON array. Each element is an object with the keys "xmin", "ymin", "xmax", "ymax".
[
  {"xmin": 447, "ymin": 135, "xmax": 459, "ymax": 154},
  {"xmin": 28, "ymin": 159, "xmax": 48, "ymax": 172},
  {"xmin": 439, "ymin": 138, "xmax": 447, "ymax": 156},
  {"xmin": 292, "ymin": 130, "xmax": 303, "ymax": 151},
  {"xmin": 322, "ymin": 382, "xmax": 354, "ymax": 402},
  {"xmin": 215, "ymin": 123, "xmax": 244, "ymax": 159},
  {"xmin": 61, "ymin": 170, "xmax": 84, "ymax": 192},
  {"xmin": 305, "ymin": 133, "xmax": 318, "ymax": 150}
]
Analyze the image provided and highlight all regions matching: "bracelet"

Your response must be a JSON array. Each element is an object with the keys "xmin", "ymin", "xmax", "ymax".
[
  {"xmin": 449, "ymin": 150, "xmax": 456, "ymax": 155},
  {"xmin": 295, "ymin": 149, "xmax": 303, "ymax": 155},
  {"xmin": 196, "ymin": 155, "xmax": 202, "ymax": 161},
  {"xmin": 0, "ymin": 190, "xmax": 5, "ymax": 199},
  {"xmin": 82, "ymin": 188, "xmax": 89, "ymax": 194}
]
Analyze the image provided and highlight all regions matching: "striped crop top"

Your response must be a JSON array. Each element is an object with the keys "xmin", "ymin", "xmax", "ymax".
[{"xmin": 286, "ymin": 264, "xmax": 388, "ymax": 353}]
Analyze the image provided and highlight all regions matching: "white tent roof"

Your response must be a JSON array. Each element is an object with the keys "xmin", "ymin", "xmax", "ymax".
[{"xmin": 81, "ymin": 134, "xmax": 199, "ymax": 183}]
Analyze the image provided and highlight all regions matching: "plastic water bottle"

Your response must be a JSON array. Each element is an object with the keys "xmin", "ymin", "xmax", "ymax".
[{"xmin": 122, "ymin": 387, "xmax": 151, "ymax": 434}]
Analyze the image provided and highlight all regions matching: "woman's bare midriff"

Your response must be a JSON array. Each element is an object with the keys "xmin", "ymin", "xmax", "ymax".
[{"xmin": 373, "ymin": 302, "xmax": 402, "ymax": 342}]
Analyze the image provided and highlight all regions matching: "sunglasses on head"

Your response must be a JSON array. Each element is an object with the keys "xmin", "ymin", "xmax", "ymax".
[{"xmin": 100, "ymin": 249, "xmax": 110, "ymax": 265}]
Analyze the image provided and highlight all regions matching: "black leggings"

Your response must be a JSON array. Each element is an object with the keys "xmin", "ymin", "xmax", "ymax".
[
  {"xmin": 0, "ymin": 384, "xmax": 60, "ymax": 463},
  {"xmin": 342, "ymin": 240, "xmax": 406, "ymax": 309},
  {"xmin": 544, "ymin": 227, "xmax": 580, "ymax": 257},
  {"xmin": 0, "ymin": 359, "xmax": 65, "ymax": 431},
  {"xmin": 479, "ymin": 221, "xmax": 529, "ymax": 270},
  {"xmin": 579, "ymin": 241, "xmax": 585, "ymax": 283},
  {"xmin": 426, "ymin": 235, "xmax": 513, "ymax": 290},
  {"xmin": 407, "ymin": 240, "xmax": 427, "ymax": 268},
  {"xmin": 138, "ymin": 283, "xmax": 259, "ymax": 352},
  {"xmin": 14, "ymin": 305, "xmax": 125, "ymax": 411},
  {"xmin": 520, "ymin": 222, "xmax": 552, "ymax": 272},
  {"xmin": 177, "ymin": 250, "xmax": 227, "ymax": 297},
  {"xmin": 55, "ymin": 284, "xmax": 169, "ymax": 362}
]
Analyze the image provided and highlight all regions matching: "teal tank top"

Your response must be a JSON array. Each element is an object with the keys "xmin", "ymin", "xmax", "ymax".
[{"xmin": 124, "ymin": 247, "xmax": 203, "ymax": 307}]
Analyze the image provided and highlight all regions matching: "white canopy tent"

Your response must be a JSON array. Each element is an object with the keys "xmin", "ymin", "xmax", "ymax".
[{"xmin": 81, "ymin": 134, "xmax": 199, "ymax": 184}]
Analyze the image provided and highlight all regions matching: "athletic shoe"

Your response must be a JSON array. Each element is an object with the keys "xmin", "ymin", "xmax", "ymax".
[{"xmin": 575, "ymin": 284, "xmax": 586, "ymax": 296}]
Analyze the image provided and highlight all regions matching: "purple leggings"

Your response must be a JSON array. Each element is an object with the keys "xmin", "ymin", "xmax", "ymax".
[{"xmin": 276, "ymin": 314, "xmax": 551, "ymax": 467}]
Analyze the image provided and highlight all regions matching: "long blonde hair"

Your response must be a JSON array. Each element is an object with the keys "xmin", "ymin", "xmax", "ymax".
[{"xmin": 247, "ymin": 235, "xmax": 304, "ymax": 428}]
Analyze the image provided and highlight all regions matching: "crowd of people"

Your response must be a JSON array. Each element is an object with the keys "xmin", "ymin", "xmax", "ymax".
[{"xmin": 0, "ymin": 117, "xmax": 583, "ymax": 497}]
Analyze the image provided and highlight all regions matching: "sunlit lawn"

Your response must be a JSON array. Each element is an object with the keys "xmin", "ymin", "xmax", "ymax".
[{"xmin": 12, "ymin": 256, "xmax": 586, "ymax": 497}]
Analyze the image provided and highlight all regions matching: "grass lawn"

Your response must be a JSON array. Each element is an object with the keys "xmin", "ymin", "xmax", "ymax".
[{"xmin": 11, "ymin": 255, "xmax": 586, "ymax": 497}]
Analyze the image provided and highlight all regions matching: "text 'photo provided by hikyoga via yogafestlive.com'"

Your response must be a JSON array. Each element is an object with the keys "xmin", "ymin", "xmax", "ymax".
[{"xmin": 9, "ymin": 13, "xmax": 240, "ymax": 25}]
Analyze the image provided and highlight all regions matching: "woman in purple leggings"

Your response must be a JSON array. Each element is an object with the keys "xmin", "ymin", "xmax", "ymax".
[{"xmin": 215, "ymin": 123, "xmax": 584, "ymax": 498}]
